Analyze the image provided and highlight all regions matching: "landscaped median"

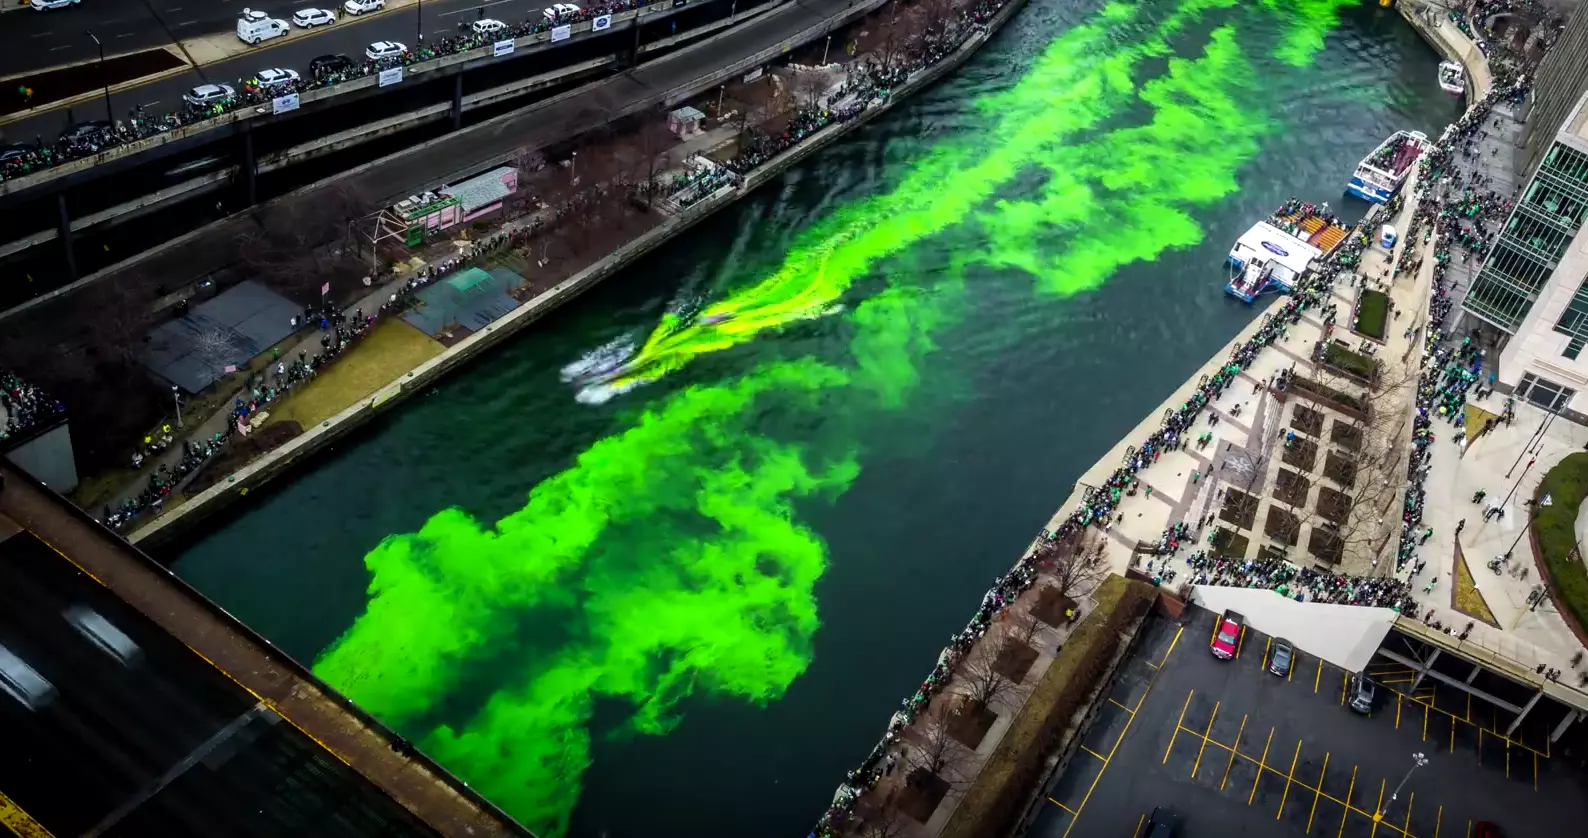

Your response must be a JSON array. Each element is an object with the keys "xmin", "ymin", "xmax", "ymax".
[
  {"xmin": 939, "ymin": 575, "xmax": 1156, "ymax": 838},
  {"xmin": 1354, "ymin": 288, "xmax": 1390, "ymax": 339},
  {"xmin": 1531, "ymin": 452, "xmax": 1588, "ymax": 643}
]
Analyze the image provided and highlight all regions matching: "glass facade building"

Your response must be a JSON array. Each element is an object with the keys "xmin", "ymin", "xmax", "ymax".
[{"xmin": 1464, "ymin": 142, "xmax": 1588, "ymax": 332}]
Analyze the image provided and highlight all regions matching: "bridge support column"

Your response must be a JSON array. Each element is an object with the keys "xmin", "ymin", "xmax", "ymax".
[
  {"xmin": 452, "ymin": 74, "xmax": 464, "ymax": 131},
  {"xmin": 1506, "ymin": 689, "xmax": 1544, "ymax": 737},
  {"xmin": 1551, "ymin": 708, "xmax": 1581, "ymax": 743},
  {"xmin": 56, "ymin": 193, "xmax": 76, "ymax": 281},
  {"xmin": 241, "ymin": 125, "xmax": 258, "ymax": 207}
]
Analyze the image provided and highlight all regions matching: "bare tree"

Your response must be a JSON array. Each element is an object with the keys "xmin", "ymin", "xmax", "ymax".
[
  {"xmin": 1006, "ymin": 608, "xmax": 1046, "ymax": 649},
  {"xmin": 855, "ymin": 804, "xmax": 910, "ymax": 838},
  {"xmin": 1035, "ymin": 529, "xmax": 1108, "ymax": 601},
  {"xmin": 957, "ymin": 638, "xmax": 1015, "ymax": 713},
  {"xmin": 904, "ymin": 701, "xmax": 970, "ymax": 785},
  {"xmin": 792, "ymin": 70, "xmax": 827, "ymax": 110}
]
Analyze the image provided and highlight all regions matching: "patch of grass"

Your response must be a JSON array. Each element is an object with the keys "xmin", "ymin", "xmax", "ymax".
[
  {"xmin": 1354, "ymin": 288, "xmax": 1390, "ymax": 339},
  {"xmin": 1453, "ymin": 544, "xmax": 1499, "ymax": 627},
  {"xmin": 266, "ymin": 322, "xmax": 443, "ymax": 430},
  {"xmin": 1324, "ymin": 342, "xmax": 1378, "ymax": 379},
  {"xmin": 1533, "ymin": 453, "xmax": 1588, "ymax": 639},
  {"xmin": 1465, "ymin": 404, "xmax": 1499, "ymax": 444},
  {"xmin": 1212, "ymin": 527, "xmax": 1251, "ymax": 558}
]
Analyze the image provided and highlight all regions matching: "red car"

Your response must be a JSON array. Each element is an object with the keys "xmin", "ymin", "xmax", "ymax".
[
  {"xmin": 1474, "ymin": 822, "xmax": 1502, "ymax": 838},
  {"xmin": 1210, "ymin": 610, "xmax": 1244, "ymax": 660}
]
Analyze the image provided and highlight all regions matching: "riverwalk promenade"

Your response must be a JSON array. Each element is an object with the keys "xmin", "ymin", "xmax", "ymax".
[{"xmin": 119, "ymin": 0, "xmax": 1030, "ymax": 546}]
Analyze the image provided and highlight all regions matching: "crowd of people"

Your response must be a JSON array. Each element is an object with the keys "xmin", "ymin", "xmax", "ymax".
[
  {"xmin": 813, "ymin": 27, "xmax": 1552, "ymax": 835},
  {"xmin": 1391, "ymin": 78, "xmax": 1530, "ymax": 581},
  {"xmin": 0, "ymin": 0, "xmax": 663, "ymax": 183},
  {"xmin": 668, "ymin": 161, "xmax": 739, "ymax": 208},
  {"xmin": 0, "ymin": 370, "xmax": 65, "ymax": 443}
]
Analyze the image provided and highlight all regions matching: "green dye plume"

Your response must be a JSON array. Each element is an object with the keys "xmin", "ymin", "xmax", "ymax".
[{"xmin": 314, "ymin": 1, "xmax": 1355, "ymax": 834}]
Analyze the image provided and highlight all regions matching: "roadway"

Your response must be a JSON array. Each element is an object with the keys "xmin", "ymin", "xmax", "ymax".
[
  {"xmin": 25, "ymin": 0, "xmax": 870, "ymax": 308},
  {"xmin": 2, "ymin": 0, "xmax": 652, "ymax": 141},
  {"xmin": 1, "ymin": 0, "xmax": 207, "ymax": 78}
]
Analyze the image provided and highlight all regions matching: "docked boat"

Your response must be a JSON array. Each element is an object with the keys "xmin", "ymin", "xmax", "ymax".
[
  {"xmin": 1346, "ymin": 130, "xmax": 1429, "ymax": 204},
  {"xmin": 1225, "ymin": 202, "xmax": 1348, "ymax": 303},
  {"xmin": 1438, "ymin": 61, "xmax": 1466, "ymax": 95}
]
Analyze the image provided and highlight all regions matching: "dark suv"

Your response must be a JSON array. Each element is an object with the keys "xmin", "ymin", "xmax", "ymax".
[
  {"xmin": 1143, "ymin": 807, "xmax": 1179, "ymax": 837},
  {"xmin": 310, "ymin": 53, "xmax": 356, "ymax": 80}
]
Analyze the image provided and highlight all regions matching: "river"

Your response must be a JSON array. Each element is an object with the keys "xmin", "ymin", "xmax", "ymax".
[{"xmin": 171, "ymin": 1, "xmax": 1461, "ymax": 835}]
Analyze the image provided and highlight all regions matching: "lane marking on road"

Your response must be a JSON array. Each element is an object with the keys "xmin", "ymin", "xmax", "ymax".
[
  {"xmin": 441, "ymin": 0, "xmax": 516, "ymax": 16},
  {"xmin": 30, "ymin": 31, "xmax": 53, "ymax": 38},
  {"xmin": 1061, "ymin": 625, "xmax": 1181, "ymax": 838},
  {"xmin": 1248, "ymin": 727, "xmax": 1273, "ymax": 806},
  {"xmin": 1275, "ymin": 739, "xmax": 1302, "ymax": 820},
  {"xmin": 1219, "ymin": 714, "xmax": 1248, "ymax": 790},
  {"xmin": 49, "ymin": 45, "xmax": 72, "ymax": 52},
  {"xmin": 175, "ymin": 19, "xmax": 198, "ymax": 27},
  {"xmin": 1191, "ymin": 702, "xmax": 1220, "ymax": 779},
  {"xmin": 1163, "ymin": 689, "xmax": 1193, "ymax": 765},
  {"xmin": 1306, "ymin": 752, "xmax": 1330, "ymax": 834}
]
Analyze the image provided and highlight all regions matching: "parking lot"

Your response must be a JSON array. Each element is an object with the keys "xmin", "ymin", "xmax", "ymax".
[{"xmin": 1025, "ymin": 606, "xmax": 1588, "ymax": 837}]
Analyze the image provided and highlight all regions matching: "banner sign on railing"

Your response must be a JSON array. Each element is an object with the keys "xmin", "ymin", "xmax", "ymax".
[
  {"xmin": 552, "ymin": 24, "xmax": 572, "ymax": 41},
  {"xmin": 271, "ymin": 92, "xmax": 300, "ymax": 114},
  {"xmin": 592, "ymin": 14, "xmax": 612, "ymax": 30},
  {"xmin": 494, "ymin": 39, "xmax": 515, "ymax": 56},
  {"xmin": 742, "ymin": 67, "xmax": 763, "ymax": 83},
  {"xmin": 672, "ymin": 0, "xmax": 686, "ymax": 7},
  {"xmin": 378, "ymin": 67, "xmax": 404, "ymax": 87}
]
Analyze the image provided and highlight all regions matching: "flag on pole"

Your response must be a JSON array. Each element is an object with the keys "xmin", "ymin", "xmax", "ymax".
[
  {"xmin": 321, "ymin": 282, "xmax": 331, "ymax": 296},
  {"xmin": 223, "ymin": 365, "xmax": 238, "ymax": 373}
]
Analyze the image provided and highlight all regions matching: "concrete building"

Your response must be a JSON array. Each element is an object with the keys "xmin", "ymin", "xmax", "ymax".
[
  {"xmin": 1462, "ymin": 89, "xmax": 1588, "ymax": 413},
  {"xmin": 1518, "ymin": 7, "xmax": 1588, "ymax": 179}
]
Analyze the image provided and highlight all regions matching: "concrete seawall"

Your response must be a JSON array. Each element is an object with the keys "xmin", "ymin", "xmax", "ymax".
[{"xmin": 131, "ymin": 0, "xmax": 1032, "ymax": 548}]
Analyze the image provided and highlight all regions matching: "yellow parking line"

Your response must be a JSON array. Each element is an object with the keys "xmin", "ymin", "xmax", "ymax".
[
  {"xmin": 1164, "ymin": 690, "xmax": 1194, "ymax": 765},
  {"xmin": 1289, "ymin": 655, "xmax": 1295, "ymax": 681},
  {"xmin": 1370, "ymin": 778, "xmax": 1385, "ymax": 837},
  {"xmin": 1133, "ymin": 813, "xmax": 1144, "ymax": 836},
  {"xmin": 1337, "ymin": 765, "xmax": 1357, "ymax": 838},
  {"xmin": 1220, "ymin": 714, "xmax": 1248, "ymax": 790},
  {"xmin": 1315, "ymin": 659, "xmax": 1323, "ymax": 693},
  {"xmin": 1265, "ymin": 636, "xmax": 1272, "ymax": 665},
  {"xmin": 1048, "ymin": 796, "xmax": 1077, "ymax": 814},
  {"xmin": 1249, "ymin": 727, "xmax": 1274, "ymax": 805},
  {"xmin": 1341, "ymin": 672, "xmax": 1349, "ymax": 706},
  {"xmin": 1192, "ymin": 703, "xmax": 1221, "ymax": 778},
  {"xmin": 1275, "ymin": 739, "xmax": 1302, "ymax": 819},
  {"xmin": 0, "ymin": 789, "xmax": 53, "ymax": 838},
  {"xmin": 1109, "ymin": 698, "xmax": 1135, "ymax": 713},
  {"xmin": 1404, "ymin": 792, "xmax": 1415, "ymax": 837},
  {"xmin": 1062, "ymin": 627, "xmax": 1180, "ymax": 838},
  {"xmin": 1422, "ymin": 700, "xmax": 1429, "ymax": 742},
  {"xmin": 1449, "ymin": 714, "xmax": 1456, "ymax": 753},
  {"xmin": 1236, "ymin": 625, "xmax": 1247, "ymax": 659},
  {"xmin": 1534, "ymin": 752, "xmax": 1539, "ymax": 791},
  {"xmin": 1434, "ymin": 804, "xmax": 1442, "ymax": 838},
  {"xmin": 1082, "ymin": 746, "xmax": 1108, "ymax": 761},
  {"xmin": 1306, "ymin": 752, "xmax": 1330, "ymax": 834},
  {"xmin": 1396, "ymin": 693, "xmax": 1402, "ymax": 729}
]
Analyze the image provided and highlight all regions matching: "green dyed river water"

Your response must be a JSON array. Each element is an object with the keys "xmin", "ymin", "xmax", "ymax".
[{"xmin": 172, "ymin": 2, "xmax": 1461, "ymax": 835}]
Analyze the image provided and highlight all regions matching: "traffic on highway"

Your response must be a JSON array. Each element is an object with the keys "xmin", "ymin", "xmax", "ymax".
[{"xmin": 1, "ymin": 0, "xmax": 677, "ymax": 184}]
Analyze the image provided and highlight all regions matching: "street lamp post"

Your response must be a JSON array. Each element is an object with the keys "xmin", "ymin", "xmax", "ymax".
[
  {"xmin": 416, "ymin": 0, "xmax": 424, "ymax": 46},
  {"xmin": 822, "ymin": 34, "xmax": 832, "ymax": 65},
  {"xmin": 85, "ymin": 31, "xmax": 113, "ymax": 124},
  {"xmin": 172, "ymin": 385, "xmax": 184, "ymax": 429},
  {"xmin": 1374, "ymin": 752, "xmax": 1428, "ymax": 823}
]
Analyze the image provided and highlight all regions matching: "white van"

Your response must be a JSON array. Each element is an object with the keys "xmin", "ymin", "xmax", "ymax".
[
  {"xmin": 237, "ymin": 9, "xmax": 291, "ymax": 44},
  {"xmin": 65, "ymin": 606, "xmax": 142, "ymax": 667}
]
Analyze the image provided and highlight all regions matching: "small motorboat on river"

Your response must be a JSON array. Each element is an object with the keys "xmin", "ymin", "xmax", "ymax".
[{"xmin": 1438, "ymin": 61, "xmax": 1466, "ymax": 95}]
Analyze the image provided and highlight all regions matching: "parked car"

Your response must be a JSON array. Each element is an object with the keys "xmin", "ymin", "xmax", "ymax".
[
  {"xmin": 255, "ymin": 67, "xmax": 300, "ymax": 90},
  {"xmin": 543, "ymin": 3, "xmax": 581, "ymax": 22},
  {"xmin": 236, "ymin": 9, "xmax": 290, "ymax": 44},
  {"xmin": 1473, "ymin": 822, "xmax": 1502, "ymax": 838},
  {"xmin": 1143, "ymin": 807, "xmax": 1179, "ymax": 838},
  {"xmin": 1347, "ymin": 673, "xmax": 1376, "ymax": 714},
  {"xmin": 364, "ymin": 40, "xmax": 405, "ymax": 61},
  {"xmin": 59, "ymin": 120, "xmax": 113, "ymax": 144},
  {"xmin": 30, "ymin": 0, "xmax": 80, "ymax": 10},
  {"xmin": 310, "ymin": 53, "xmax": 355, "ymax": 78},
  {"xmin": 471, "ymin": 17, "xmax": 507, "ymax": 35},
  {"xmin": 292, "ymin": 7, "xmax": 336, "ymax": 27},
  {"xmin": 343, "ymin": 0, "xmax": 384, "ymax": 14},
  {"xmin": 1267, "ymin": 637, "xmax": 1294, "ymax": 677},
  {"xmin": 1209, "ymin": 610, "xmax": 1243, "ymax": 660},
  {"xmin": 183, "ymin": 82, "xmax": 237, "ymax": 108}
]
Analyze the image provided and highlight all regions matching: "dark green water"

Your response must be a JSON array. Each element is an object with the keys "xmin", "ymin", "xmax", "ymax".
[{"xmin": 173, "ymin": 2, "xmax": 1460, "ymax": 835}]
